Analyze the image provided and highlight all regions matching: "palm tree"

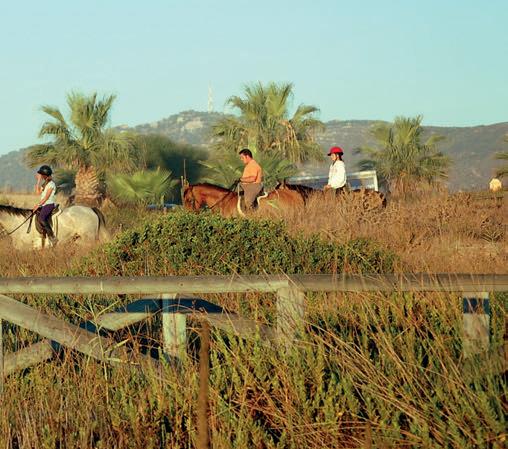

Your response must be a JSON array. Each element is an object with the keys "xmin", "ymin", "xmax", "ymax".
[
  {"xmin": 200, "ymin": 148, "xmax": 297, "ymax": 190},
  {"xmin": 26, "ymin": 92, "xmax": 136, "ymax": 206},
  {"xmin": 356, "ymin": 116, "xmax": 451, "ymax": 194},
  {"xmin": 135, "ymin": 134, "xmax": 208, "ymax": 183},
  {"xmin": 212, "ymin": 82, "xmax": 324, "ymax": 164},
  {"xmin": 107, "ymin": 168, "xmax": 178, "ymax": 205}
]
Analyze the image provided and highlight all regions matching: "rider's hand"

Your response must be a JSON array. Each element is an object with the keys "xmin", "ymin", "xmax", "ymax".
[{"xmin": 32, "ymin": 204, "xmax": 40, "ymax": 212}]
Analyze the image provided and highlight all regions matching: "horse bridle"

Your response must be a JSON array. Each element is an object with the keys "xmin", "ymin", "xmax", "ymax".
[
  {"xmin": 0, "ymin": 211, "xmax": 36, "ymax": 238},
  {"xmin": 185, "ymin": 186, "xmax": 198, "ymax": 211},
  {"xmin": 186, "ymin": 180, "xmax": 240, "ymax": 211},
  {"xmin": 207, "ymin": 180, "xmax": 241, "ymax": 210}
]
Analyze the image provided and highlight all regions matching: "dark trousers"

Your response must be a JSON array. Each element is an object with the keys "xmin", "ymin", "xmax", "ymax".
[
  {"xmin": 240, "ymin": 183, "xmax": 263, "ymax": 209},
  {"xmin": 38, "ymin": 204, "xmax": 56, "ymax": 238}
]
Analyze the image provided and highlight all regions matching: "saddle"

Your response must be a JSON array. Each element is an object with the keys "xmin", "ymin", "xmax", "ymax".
[
  {"xmin": 34, "ymin": 204, "xmax": 60, "ymax": 236},
  {"xmin": 238, "ymin": 185, "xmax": 266, "ymax": 211}
]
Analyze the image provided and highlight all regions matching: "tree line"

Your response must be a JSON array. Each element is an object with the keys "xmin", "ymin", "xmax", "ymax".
[{"xmin": 25, "ymin": 84, "xmax": 507, "ymax": 206}]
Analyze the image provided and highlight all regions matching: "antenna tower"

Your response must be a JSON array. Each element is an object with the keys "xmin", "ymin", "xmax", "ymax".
[{"xmin": 208, "ymin": 84, "xmax": 214, "ymax": 113}]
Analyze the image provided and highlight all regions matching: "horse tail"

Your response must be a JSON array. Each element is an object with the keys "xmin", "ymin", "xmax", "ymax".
[{"xmin": 91, "ymin": 207, "xmax": 111, "ymax": 242}]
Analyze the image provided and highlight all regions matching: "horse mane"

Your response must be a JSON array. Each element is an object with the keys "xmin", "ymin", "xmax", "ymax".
[
  {"xmin": 0, "ymin": 204, "xmax": 32, "ymax": 217},
  {"xmin": 190, "ymin": 183, "xmax": 232, "ymax": 193}
]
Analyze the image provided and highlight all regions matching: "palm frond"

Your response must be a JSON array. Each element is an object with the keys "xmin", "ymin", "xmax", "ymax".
[
  {"xmin": 358, "ymin": 116, "xmax": 449, "ymax": 192},
  {"xmin": 218, "ymin": 82, "xmax": 324, "ymax": 164},
  {"xmin": 107, "ymin": 168, "xmax": 177, "ymax": 204}
]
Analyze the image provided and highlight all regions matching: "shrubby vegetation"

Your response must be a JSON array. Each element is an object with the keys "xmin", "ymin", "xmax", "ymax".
[
  {"xmin": 1, "ymin": 86, "xmax": 505, "ymax": 448},
  {"xmin": 107, "ymin": 168, "xmax": 178, "ymax": 205},
  {"xmin": 76, "ymin": 210, "xmax": 395, "ymax": 276},
  {"xmin": 1, "ymin": 290, "xmax": 505, "ymax": 448},
  {"xmin": 0, "ymin": 197, "xmax": 506, "ymax": 448}
]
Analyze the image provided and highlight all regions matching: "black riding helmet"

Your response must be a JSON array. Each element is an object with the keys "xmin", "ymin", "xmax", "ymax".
[{"xmin": 37, "ymin": 165, "xmax": 52, "ymax": 176}]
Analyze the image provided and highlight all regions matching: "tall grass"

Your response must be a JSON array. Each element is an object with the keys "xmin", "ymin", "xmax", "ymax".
[
  {"xmin": 269, "ymin": 190, "xmax": 507, "ymax": 273},
  {"xmin": 1, "ymin": 292, "xmax": 505, "ymax": 448},
  {"xmin": 0, "ymin": 191, "xmax": 506, "ymax": 448}
]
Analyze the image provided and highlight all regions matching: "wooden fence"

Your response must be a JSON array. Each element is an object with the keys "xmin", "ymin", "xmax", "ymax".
[{"xmin": 0, "ymin": 273, "xmax": 507, "ymax": 385}]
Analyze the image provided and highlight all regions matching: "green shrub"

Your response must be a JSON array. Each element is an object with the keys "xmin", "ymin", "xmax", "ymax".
[{"xmin": 75, "ymin": 210, "xmax": 395, "ymax": 276}]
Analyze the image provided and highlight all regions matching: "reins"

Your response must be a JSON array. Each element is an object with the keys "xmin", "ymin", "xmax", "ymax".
[
  {"xmin": 207, "ymin": 180, "xmax": 240, "ymax": 210},
  {"xmin": 0, "ymin": 211, "xmax": 36, "ymax": 238}
]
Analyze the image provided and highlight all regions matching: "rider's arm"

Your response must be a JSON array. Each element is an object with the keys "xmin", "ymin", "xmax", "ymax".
[
  {"xmin": 240, "ymin": 174, "xmax": 257, "ymax": 183},
  {"xmin": 33, "ymin": 186, "xmax": 54, "ymax": 211},
  {"xmin": 34, "ymin": 174, "xmax": 43, "ymax": 194}
]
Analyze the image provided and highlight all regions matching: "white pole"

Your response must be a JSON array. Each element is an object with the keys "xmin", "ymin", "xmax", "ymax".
[
  {"xmin": 462, "ymin": 292, "xmax": 490, "ymax": 358},
  {"xmin": 161, "ymin": 294, "xmax": 187, "ymax": 360}
]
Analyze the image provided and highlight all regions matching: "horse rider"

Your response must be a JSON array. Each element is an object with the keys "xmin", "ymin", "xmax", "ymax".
[
  {"xmin": 239, "ymin": 148, "xmax": 263, "ymax": 210},
  {"xmin": 32, "ymin": 165, "xmax": 58, "ymax": 246},
  {"xmin": 324, "ymin": 146, "xmax": 347, "ymax": 193}
]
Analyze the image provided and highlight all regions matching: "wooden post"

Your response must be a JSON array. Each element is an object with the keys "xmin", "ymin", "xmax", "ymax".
[
  {"xmin": 161, "ymin": 294, "xmax": 187, "ymax": 359},
  {"xmin": 276, "ymin": 286, "xmax": 305, "ymax": 343},
  {"xmin": 0, "ymin": 319, "xmax": 3, "ymax": 394},
  {"xmin": 462, "ymin": 292, "xmax": 490, "ymax": 358},
  {"xmin": 196, "ymin": 320, "xmax": 210, "ymax": 449}
]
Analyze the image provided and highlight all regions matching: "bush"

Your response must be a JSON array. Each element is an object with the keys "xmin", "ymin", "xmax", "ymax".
[{"xmin": 76, "ymin": 211, "xmax": 396, "ymax": 276}]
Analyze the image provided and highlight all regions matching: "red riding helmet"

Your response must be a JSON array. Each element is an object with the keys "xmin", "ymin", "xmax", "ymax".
[{"xmin": 327, "ymin": 146, "xmax": 344, "ymax": 156}]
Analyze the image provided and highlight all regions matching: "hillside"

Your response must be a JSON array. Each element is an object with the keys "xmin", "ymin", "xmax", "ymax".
[
  {"xmin": 1, "ymin": 111, "xmax": 506, "ymax": 191},
  {"xmin": 0, "ymin": 148, "xmax": 35, "ymax": 192}
]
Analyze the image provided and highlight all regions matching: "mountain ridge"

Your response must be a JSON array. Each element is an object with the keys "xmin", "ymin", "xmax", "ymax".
[{"xmin": 1, "ymin": 110, "xmax": 506, "ymax": 192}]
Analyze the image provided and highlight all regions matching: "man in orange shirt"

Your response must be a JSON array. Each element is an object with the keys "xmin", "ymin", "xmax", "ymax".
[{"xmin": 239, "ymin": 148, "xmax": 263, "ymax": 210}]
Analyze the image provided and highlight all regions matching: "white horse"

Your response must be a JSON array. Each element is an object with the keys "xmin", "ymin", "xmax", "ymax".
[{"xmin": 0, "ymin": 204, "xmax": 110, "ymax": 250}]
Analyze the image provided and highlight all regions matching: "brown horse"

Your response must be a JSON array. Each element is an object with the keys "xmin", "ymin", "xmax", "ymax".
[
  {"xmin": 183, "ymin": 183, "xmax": 304, "ymax": 217},
  {"xmin": 277, "ymin": 181, "xmax": 387, "ymax": 209}
]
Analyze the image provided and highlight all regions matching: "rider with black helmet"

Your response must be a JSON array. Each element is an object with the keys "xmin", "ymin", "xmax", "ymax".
[{"xmin": 33, "ymin": 165, "xmax": 58, "ymax": 246}]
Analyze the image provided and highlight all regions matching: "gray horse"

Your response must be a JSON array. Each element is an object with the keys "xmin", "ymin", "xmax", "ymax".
[{"xmin": 0, "ymin": 204, "xmax": 110, "ymax": 250}]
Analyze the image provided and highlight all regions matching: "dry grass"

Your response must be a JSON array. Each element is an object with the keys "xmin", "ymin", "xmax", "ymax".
[
  {"xmin": 0, "ymin": 190, "xmax": 506, "ymax": 448},
  {"xmin": 257, "ymin": 190, "xmax": 507, "ymax": 273},
  {"xmin": 0, "ymin": 190, "xmax": 70, "ymax": 209}
]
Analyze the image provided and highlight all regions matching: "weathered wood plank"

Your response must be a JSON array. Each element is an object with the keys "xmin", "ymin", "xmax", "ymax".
[
  {"xmin": 205, "ymin": 314, "xmax": 275, "ymax": 341},
  {"xmin": 3, "ymin": 340, "xmax": 55, "ymax": 377},
  {"xmin": 161, "ymin": 294, "xmax": 186, "ymax": 358},
  {"xmin": 462, "ymin": 292, "xmax": 490, "ymax": 358},
  {"xmin": 277, "ymin": 287, "xmax": 305, "ymax": 343},
  {"xmin": 0, "ymin": 294, "xmax": 158, "ymax": 368},
  {"xmin": 95, "ymin": 299, "xmax": 161, "ymax": 331},
  {"xmin": 0, "ymin": 275, "xmax": 288, "ymax": 294},
  {"xmin": 0, "ymin": 319, "xmax": 3, "ymax": 392},
  {"xmin": 292, "ymin": 273, "xmax": 508, "ymax": 293},
  {"xmin": 0, "ymin": 274, "xmax": 505, "ymax": 295},
  {"xmin": 97, "ymin": 296, "xmax": 274, "ymax": 340}
]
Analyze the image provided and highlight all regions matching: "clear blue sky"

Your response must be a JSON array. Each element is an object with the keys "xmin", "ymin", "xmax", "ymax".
[{"xmin": 1, "ymin": 0, "xmax": 506, "ymax": 155}]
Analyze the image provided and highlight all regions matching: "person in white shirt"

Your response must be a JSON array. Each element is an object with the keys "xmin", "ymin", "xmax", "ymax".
[
  {"xmin": 324, "ymin": 146, "xmax": 347, "ymax": 192},
  {"xmin": 33, "ymin": 165, "xmax": 58, "ymax": 246}
]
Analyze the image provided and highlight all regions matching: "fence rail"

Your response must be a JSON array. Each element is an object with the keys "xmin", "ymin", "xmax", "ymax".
[
  {"xmin": 0, "ymin": 273, "xmax": 506, "ymax": 385},
  {"xmin": 0, "ymin": 273, "xmax": 507, "ymax": 294},
  {"xmin": 1, "ymin": 273, "xmax": 505, "ymax": 449}
]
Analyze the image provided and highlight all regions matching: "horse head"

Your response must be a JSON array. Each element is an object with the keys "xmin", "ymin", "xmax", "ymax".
[
  {"xmin": 183, "ymin": 185, "xmax": 198, "ymax": 211},
  {"xmin": 183, "ymin": 184, "xmax": 209, "ymax": 211}
]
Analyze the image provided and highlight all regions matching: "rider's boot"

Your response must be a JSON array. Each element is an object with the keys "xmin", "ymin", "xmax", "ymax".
[{"xmin": 41, "ymin": 220, "xmax": 58, "ymax": 247}]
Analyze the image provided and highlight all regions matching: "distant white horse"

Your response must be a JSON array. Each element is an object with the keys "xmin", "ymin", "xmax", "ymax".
[{"xmin": 0, "ymin": 204, "xmax": 110, "ymax": 250}]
